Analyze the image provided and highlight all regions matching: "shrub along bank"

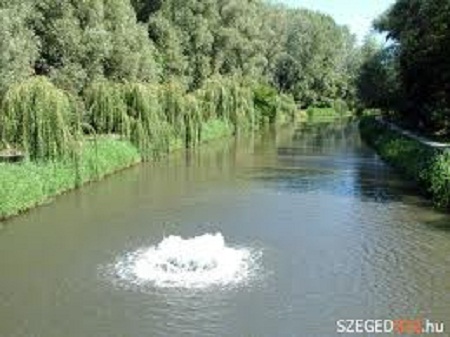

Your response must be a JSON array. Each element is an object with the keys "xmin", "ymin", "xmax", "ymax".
[{"xmin": 359, "ymin": 116, "xmax": 450, "ymax": 209}]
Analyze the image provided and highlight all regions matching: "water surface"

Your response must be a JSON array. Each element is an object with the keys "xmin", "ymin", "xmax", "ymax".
[{"xmin": 1, "ymin": 120, "xmax": 450, "ymax": 337}]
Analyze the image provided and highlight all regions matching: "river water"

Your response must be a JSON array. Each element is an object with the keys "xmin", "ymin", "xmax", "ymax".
[{"xmin": 1, "ymin": 119, "xmax": 450, "ymax": 337}]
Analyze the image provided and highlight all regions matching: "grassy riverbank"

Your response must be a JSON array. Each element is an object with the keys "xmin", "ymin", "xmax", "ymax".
[
  {"xmin": 0, "ymin": 138, "xmax": 140, "ymax": 220},
  {"xmin": 0, "ymin": 117, "xmax": 245, "ymax": 220},
  {"xmin": 0, "ymin": 74, "xmax": 299, "ymax": 221},
  {"xmin": 305, "ymin": 105, "xmax": 353, "ymax": 122},
  {"xmin": 359, "ymin": 116, "xmax": 450, "ymax": 209}
]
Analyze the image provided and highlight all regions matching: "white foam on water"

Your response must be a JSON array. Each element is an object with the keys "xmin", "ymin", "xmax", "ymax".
[{"xmin": 114, "ymin": 233, "xmax": 259, "ymax": 289}]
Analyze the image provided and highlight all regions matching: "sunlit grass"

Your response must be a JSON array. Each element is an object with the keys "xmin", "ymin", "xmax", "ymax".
[{"xmin": 0, "ymin": 138, "xmax": 140, "ymax": 220}]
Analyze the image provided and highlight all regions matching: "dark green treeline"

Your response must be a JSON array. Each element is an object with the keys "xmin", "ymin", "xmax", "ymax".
[
  {"xmin": 357, "ymin": 0, "xmax": 450, "ymax": 136},
  {"xmin": 0, "ymin": 0, "xmax": 361, "ymax": 161}
]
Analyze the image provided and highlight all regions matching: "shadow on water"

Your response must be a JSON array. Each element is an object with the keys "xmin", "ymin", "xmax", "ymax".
[
  {"xmin": 252, "ymin": 119, "xmax": 431, "ymax": 204},
  {"xmin": 421, "ymin": 212, "xmax": 450, "ymax": 232}
]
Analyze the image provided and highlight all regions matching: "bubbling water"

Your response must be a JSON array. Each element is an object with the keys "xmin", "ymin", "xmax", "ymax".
[{"xmin": 114, "ymin": 233, "xmax": 258, "ymax": 289}]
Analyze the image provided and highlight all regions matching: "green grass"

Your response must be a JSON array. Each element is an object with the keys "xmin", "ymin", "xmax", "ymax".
[
  {"xmin": 306, "ymin": 103, "xmax": 352, "ymax": 121},
  {"xmin": 201, "ymin": 119, "xmax": 234, "ymax": 142},
  {"xmin": 0, "ymin": 115, "xmax": 241, "ymax": 220},
  {"xmin": 0, "ymin": 138, "xmax": 140, "ymax": 220},
  {"xmin": 360, "ymin": 116, "xmax": 450, "ymax": 209},
  {"xmin": 306, "ymin": 107, "xmax": 336, "ymax": 118},
  {"xmin": 306, "ymin": 107, "xmax": 349, "ymax": 123}
]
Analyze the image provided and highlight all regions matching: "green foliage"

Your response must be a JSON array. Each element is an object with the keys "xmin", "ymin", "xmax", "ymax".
[
  {"xmin": 0, "ymin": 0, "xmax": 361, "ymax": 153},
  {"xmin": 77, "ymin": 137, "xmax": 141, "ymax": 182},
  {"xmin": 195, "ymin": 76, "xmax": 257, "ymax": 132},
  {"xmin": 0, "ymin": 3, "xmax": 38, "ymax": 94},
  {"xmin": 84, "ymin": 81, "xmax": 129, "ymax": 136},
  {"xmin": 372, "ymin": 0, "xmax": 450, "ymax": 133},
  {"xmin": 356, "ymin": 38, "xmax": 401, "ymax": 113},
  {"xmin": 360, "ymin": 117, "xmax": 450, "ymax": 209},
  {"xmin": 0, "ymin": 77, "xmax": 78, "ymax": 161},
  {"xmin": 277, "ymin": 93, "xmax": 297, "ymax": 124},
  {"xmin": 253, "ymin": 84, "xmax": 279, "ymax": 124},
  {"xmin": 131, "ymin": 0, "xmax": 162, "ymax": 22},
  {"xmin": 85, "ymin": 81, "xmax": 186, "ymax": 159},
  {"xmin": 306, "ymin": 107, "xmax": 339, "ymax": 119},
  {"xmin": 332, "ymin": 99, "xmax": 350, "ymax": 116},
  {"xmin": 83, "ymin": 77, "xmax": 266, "ymax": 159},
  {"xmin": 123, "ymin": 82, "xmax": 171, "ymax": 158},
  {"xmin": 272, "ymin": 9, "xmax": 358, "ymax": 107},
  {"xmin": 0, "ymin": 138, "xmax": 140, "ymax": 220},
  {"xmin": 182, "ymin": 94, "xmax": 203, "ymax": 146},
  {"xmin": 0, "ymin": 0, "xmax": 360, "ymax": 106},
  {"xmin": 428, "ymin": 152, "xmax": 450, "ymax": 209},
  {"xmin": 0, "ymin": 0, "xmax": 365, "ymax": 220},
  {"xmin": 250, "ymin": 83, "xmax": 297, "ymax": 126},
  {"xmin": 200, "ymin": 119, "xmax": 233, "ymax": 142},
  {"xmin": 14, "ymin": 0, "xmax": 161, "ymax": 93}
]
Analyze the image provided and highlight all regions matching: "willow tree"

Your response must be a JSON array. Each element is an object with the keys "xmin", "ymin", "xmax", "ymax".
[{"xmin": 0, "ymin": 77, "xmax": 77, "ymax": 160}]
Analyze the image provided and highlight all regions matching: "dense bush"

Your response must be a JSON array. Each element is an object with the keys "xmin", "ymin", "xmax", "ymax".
[
  {"xmin": 0, "ymin": 3, "xmax": 38, "ymax": 95},
  {"xmin": 358, "ymin": 0, "xmax": 450, "ymax": 134},
  {"xmin": 360, "ymin": 117, "xmax": 450, "ymax": 209},
  {"xmin": 0, "ymin": 0, "xmax": 359, "ymax": 103},
  {"xmin": 252, "ymin": 83, "xmax": 297, "ymax": 126},
  {"xmin": 332, "ymin": 99, "xmax": 350, "ymax": 116}
]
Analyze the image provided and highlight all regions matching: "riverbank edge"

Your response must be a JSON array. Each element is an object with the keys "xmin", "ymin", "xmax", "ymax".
[
  {"xmin": 0, "ymin": 119, "xmax": 234, "ymax": 222},
  {"xmin": 359, "ymin": 116, "xmax": 450, "ymax": 209}
]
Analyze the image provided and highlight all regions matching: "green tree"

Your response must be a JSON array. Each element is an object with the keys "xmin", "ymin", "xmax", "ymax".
[
  {"xmin": 270, "ymin": 8, "xmax": 358, "ymax": 107},
  {"xmin": 131, "ymin": 0, "xmax": 162, "ymax": 22},
  {"xmin": 375, "ymin": 0, "xmax": 450, "ymax": 132},
  {"xmin": 356, "ymin": 38, "xmax": 400, "ymax": 113},
  {"xmin": 29, "ymin": 0, "xmax": 160, "ymax": 93},
  {"xmin": 0, "ymin": 2, "xmax": 38, "ymax": 94}
]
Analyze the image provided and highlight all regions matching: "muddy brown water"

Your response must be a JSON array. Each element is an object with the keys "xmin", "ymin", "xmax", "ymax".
[{"xmin": 1, "ymin": 120, "xmax": 450, "ymax": 337}]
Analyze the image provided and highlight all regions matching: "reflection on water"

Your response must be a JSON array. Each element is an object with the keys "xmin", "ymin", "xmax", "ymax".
[
  {"xmin": 253, "ymin": 120, "xmax": 420, "ymax": 204},
  {"xmin": 1, "ymin": 119, "xmax": 450, "ymax": 337}
]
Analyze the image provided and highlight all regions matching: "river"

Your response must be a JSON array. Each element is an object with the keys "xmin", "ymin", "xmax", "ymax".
[{"xmin": 1, "ymin": 119, "xmax": 450, "ymax": 337}]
